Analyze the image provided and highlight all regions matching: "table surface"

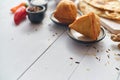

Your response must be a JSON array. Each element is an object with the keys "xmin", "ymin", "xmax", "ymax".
[{"xmin": 1, "ymin": 0, "xmax": 120, "ymax": 80}]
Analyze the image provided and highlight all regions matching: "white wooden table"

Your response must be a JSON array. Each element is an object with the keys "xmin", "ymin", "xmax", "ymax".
[{"xmin": 1, "ymin": 0, "xmax": 120, "ymax": 80}]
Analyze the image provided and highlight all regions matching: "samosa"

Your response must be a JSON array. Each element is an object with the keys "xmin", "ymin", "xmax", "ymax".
[
  {"xmin": 69, "ymin": 12, "xmax": 100, "ymax": 40},
  {"xmin": 54, "ymin": 0, "xmax": 77, "ymax": 24}
]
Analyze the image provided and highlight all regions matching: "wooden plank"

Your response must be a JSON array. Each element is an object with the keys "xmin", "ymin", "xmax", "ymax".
[
  {"xmin": 0, "ymin": 1, "xmax": 66, "ymax": 80},
  {"xmin": 69, "ymin": 33, "xmax": 120, "ymax": 80},
  {"xmin": 18, "ymin": 32, "xmax": 90, "ymax": 80}
]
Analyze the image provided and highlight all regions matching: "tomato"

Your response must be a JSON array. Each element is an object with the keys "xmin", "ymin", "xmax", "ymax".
[{"xmin": 14, "ymin": 6, "xmax": 27, "ymax": 25}]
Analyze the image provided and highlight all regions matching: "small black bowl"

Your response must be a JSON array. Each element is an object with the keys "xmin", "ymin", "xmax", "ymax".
[
  {"xmin": 26, "ymin": 6, "xmax": 45, "ymax": 23},
  {"xmin": 30, "ymin": 0, "xmax": 48, "ymax": 11}
]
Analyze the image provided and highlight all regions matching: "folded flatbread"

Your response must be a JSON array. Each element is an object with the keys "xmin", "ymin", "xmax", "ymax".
[
  {"xmin": 84, "ymin": 0, "xmax": 120, "ymax": 12},
  {"xmin": 78, "ymin": 1, "xmax": 120, "ymax": 20},
  {"xmin": 69, "ymin": 12, "xmax": 100, "ymax": 40}
]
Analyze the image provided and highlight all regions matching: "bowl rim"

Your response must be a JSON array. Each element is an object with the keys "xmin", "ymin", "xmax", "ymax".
[
  {"xmin": 26, "ymin": 5, "xmax": 45, "ymax": 13},
  {"xmin": 30, "ymin": 0, "xmax": 48, "ymax": 6}
]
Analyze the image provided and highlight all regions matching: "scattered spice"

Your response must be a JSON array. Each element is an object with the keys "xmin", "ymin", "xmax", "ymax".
[
  {"xmin": 96, "ymin": 56, "xmax": 100, "ymax": 61},
  {"xmin": 106, "ymin": 50, "xmax": 109, "ymax": 53},
  {"xmin": 108, "ymin": 49, "xmax": 110, "ymax": 51},
  {"xmin": 117, "ymin": 54, "xmax": 120, "ymax": 56},
  {"xmin": 107, "ymin": 54, "xmax": 110, "ymax": 59},
  {"xmin": 93, "ymin": 46, "xmax": 96, "ymax": 49},
  {"xmin": 70, "ymin": 57, "xmax": 73, "ymax": 60},
  {"xmin": 75, "ymin": 61, "xmax": 80, "ymax": 64},
  {"xmin": 52, "ymin": 34, "xmax": 55, "ymax": 36},
  {"xmin": 55, "ymin": 33, "xmax": 58, "ymax": 35},
  {"xmin": 97, "ymin": 50, "xmax": 99, "ymax": 52},
  {"xmin": 115, "ymin": 67, "xmax": 120, "ymax": 71},
  {"xmin": 96, "ymin": 57, "xmax": 99, "ymax": 60},
  {"xmin": 98, "ymin": 58, "xmax": 100, "ymax": 61}
]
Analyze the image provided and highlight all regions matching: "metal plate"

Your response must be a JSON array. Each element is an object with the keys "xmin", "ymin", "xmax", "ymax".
[
  {"xmin": 67, "ymin": 27, "xmax": 106, "ymax": 44},
  {"xmin": 50, "ymin": 10, "xmax": 82, "ymax": 26}
]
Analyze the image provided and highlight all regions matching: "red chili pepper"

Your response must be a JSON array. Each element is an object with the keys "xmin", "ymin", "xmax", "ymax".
[{"xmin": 14, "ymin": 6, "xmax": 27, "ymax": 25}]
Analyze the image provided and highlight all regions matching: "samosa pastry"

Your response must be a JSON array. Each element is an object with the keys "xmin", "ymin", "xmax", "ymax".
[
  {"xmin": 69, "ymin": 12, "xmax": 100, "ymax": 40},
  {"xmin": 54, "ymin": 0, "xmax": 77, "ymax": 24}
]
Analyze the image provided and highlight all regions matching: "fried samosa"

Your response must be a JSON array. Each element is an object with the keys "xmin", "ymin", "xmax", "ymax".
[
  {"xmin": 69, "ymin": 12, "xmax": 101, "ymax": 40},
  {"xmin": 54, "ymin": 0, "xmax": 77, "ymax": 24}
]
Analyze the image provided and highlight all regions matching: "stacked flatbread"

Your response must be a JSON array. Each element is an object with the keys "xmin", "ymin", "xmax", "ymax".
[{"xmin": 78, "ymin": 0, "xmax": 120, "ymax": 20}]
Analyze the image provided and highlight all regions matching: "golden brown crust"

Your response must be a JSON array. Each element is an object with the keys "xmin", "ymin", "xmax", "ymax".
[
  {"xmin": 69, "ymin": 12, "xmax": 100, "ymax": 40},
  {"xmin": 54, "ymin": 0, "xmax": 77, "ymax": 24}
]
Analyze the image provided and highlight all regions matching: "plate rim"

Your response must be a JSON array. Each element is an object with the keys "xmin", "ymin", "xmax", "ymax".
[
  {"xmin": 67, "ymin": 27, "xmax": 106, "ymax": 44},
  {"xmin": 50, "ymin": 10, "xmax": 82, "ymax": 26}
]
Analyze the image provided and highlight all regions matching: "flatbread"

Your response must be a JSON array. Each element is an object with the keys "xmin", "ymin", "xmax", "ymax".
[
  {"xmin": 78, "ymin": 1, "xmax": 120, "ymax": 20},
  {"xmin": 84, "ymin": 0, "xmax": 120, "ymax": 12}
]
